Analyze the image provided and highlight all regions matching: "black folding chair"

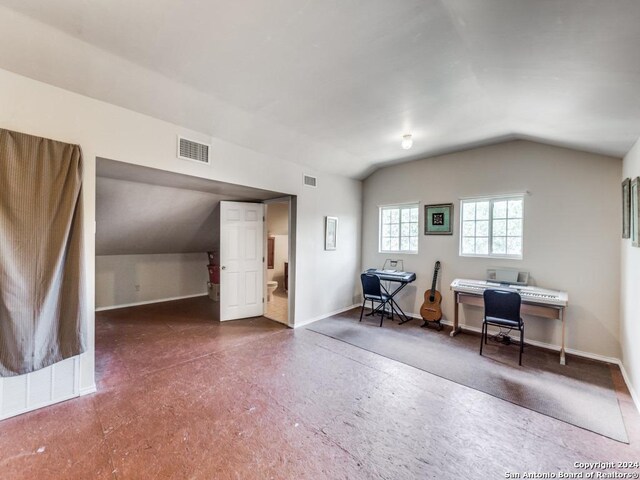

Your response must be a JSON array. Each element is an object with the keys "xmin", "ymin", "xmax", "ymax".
[
  {"xmin": 480, "ymin": 289, "xmax": 525, "ymax": 365},
  {"xmin": 359, "ymin": 273, "xmax": 393, "ymax": 327}
]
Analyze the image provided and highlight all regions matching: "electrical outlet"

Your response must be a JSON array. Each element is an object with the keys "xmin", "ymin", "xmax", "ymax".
[{"xmin": 135, "ymin": 284, "xmax": 140, "ymax": 292}]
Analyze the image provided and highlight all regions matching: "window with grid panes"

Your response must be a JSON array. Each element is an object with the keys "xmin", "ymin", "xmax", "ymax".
[
  {"xmin": 460, "ymin": 196, "xmax": 524, "ymax": 258},
  {"xmin": 379, "ymin": 204, "xmax": 419, "ymax": 253}
]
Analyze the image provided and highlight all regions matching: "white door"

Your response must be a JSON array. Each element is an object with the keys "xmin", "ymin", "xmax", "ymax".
[{"xmin": 220, "ymin": 201, "xmax": 264, "ymax": 321}]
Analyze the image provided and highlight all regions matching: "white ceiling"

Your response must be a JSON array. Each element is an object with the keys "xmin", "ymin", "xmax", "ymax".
[
  {"xmin": 1, "ymin": 1, "xmax": 638, "ymax": 178},
  {"xmin": 96, "ymin": 159, "xmax": 284, "ymax": 255}
]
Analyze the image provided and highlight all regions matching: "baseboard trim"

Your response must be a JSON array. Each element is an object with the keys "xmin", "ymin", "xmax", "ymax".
[
  {"xmin": 0, "ymin": 392, "xmax": 80, "ymax": 421},
  {"xmin": 399, "ymin": 311, "xmax": 620, "ymax": 364},
  {"xmin": 79, "ymin": 384, "xmax": 97, "ymax": 396},
  {"xmin": 294, "ymin": 304, "xmax": 360, "ymax": 328},
  {"xmin": 388, "ymin": 309, "xmax": 640, "ymax": 413},
  {"xmin": 618, "ymin": 362, "xmax": 640, "ymax": 415},
  {"xmin": 95, "ymin": 293, "xmax": 208, "ymax": 312},
  {"xmin": 297, "ymin": 304, "xmax": 618, "ymax": 364},
  {"xmin": 449, "ymin": 320, "xmax": 620, "ymax": 365}
]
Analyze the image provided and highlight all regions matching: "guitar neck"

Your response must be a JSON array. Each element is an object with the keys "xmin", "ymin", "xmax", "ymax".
[{"xmin": 429, "ymin": 262, "xmax": 440, "ymax": 301}]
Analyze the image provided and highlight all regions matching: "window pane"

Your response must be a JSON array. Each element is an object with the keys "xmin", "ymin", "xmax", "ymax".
[
  {"xmin": 492, "ymin": 236, "xmax": 506, "ymax": 254},
  {"xmin": 476, "ymin": 201, "xmax": 489, "ymax": 220},
  {"xmin": 493, "ymin": 219, "xmax": 506, "ymax": 236},
  {"xmin": 507, "ymin": 219, "xmax": 522, "ymax": 237},
  {"xmin": 493, "ymin": 201, "xmax": 507, "ymax": 219},
  {"xmin": 475, "ymin": 237, "xmax": 489, "ymax": 255},
  {"xmin": 463, "ymin": 221, "xmax": 475, "ymax": 236},
  {"xmin": 507, "ymin": 237, "xmax": 522, "ymax": 255},
  {"xmin": 460, "ymin": 196, "xmax": 523, "ymax": 258},
  {"xmin": 463, "ymin": 202, "xmax": 476, "ymax": 221},
  {"xmin": 508, "ymin": 200, "xmax": 523, "ymax": 218},
  {"xmin": 476, "ymin": 220, "xmax": 489, "ymax": 237},
  {"xmin": 462, "ymin": 237, "xmax": 475, "ymax": 254},
  {"xmin": 380, "ymin": 204, "xmax": 419, "ymax": 253}
]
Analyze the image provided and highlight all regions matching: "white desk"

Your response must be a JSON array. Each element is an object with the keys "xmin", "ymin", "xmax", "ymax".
[{"xmin": 450, "ymin": 279, "xmax": 568, "ymax": 365}]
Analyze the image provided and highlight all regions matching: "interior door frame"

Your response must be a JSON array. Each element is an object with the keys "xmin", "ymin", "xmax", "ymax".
[{"xmin": 263, "ymin": 196, "xmax": 296, "ymax": 327}]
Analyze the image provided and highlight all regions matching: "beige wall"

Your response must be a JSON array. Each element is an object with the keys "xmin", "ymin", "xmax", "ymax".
[
  {"xmin": 267, "ymin": 235, "xmax": 289, "ymax": 290},
  {"xmin": 266, "ymin": 202, "xmax": 289, "ymax": 290},
  {"xmin": 96, "ymin": 253, "xmax": 209, "ymax": 309},
  {"xmin": 267, "ymin": 202, "xmax": 289, "ymax": 235},
  {"xmin": 362, "ymin": 140, "xmax": 621, "ymax": 358},
  {"xmin": 621, "ymin": 139, "xmax": 640, "ymax": 404}
]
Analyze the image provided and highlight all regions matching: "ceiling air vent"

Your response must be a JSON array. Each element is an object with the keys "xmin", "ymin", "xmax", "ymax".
[
  {"xmin": 177, "ymin": 136, "xmax": 210, "ymax": 165},
  {"xmin": 303, "ymin": 174, "xmax": 317, "ymax": 188}
]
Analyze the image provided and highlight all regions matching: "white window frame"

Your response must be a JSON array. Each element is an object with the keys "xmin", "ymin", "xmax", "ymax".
[
  {"xmin": 378, "ymin": 203, "xmax": 420, "ymax": 255},
  {"xmin": 459, "ymin": 195, "xmax": 525, "ymax": 259}
]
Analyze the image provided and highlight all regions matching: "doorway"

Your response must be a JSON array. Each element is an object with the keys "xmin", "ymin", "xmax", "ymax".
[
  {"xmin": 94, "ymin": 158, "xmax": 294, "ymax": 323},
  {"xmin": 264, "ymin": 200, "xmax": 290, "ymax": 325}
]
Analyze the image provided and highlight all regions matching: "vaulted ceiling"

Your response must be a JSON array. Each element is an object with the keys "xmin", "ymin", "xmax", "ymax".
[
  {"xmin": 1, "ymin": 1, "xmax": 638, "ymax": 178},
  {"xmin": 96, "ymin": 159, "xmax": 284, "ymax": 255}
]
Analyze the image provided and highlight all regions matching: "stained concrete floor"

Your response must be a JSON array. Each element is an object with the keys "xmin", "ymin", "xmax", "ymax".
[{"xmin": 1, "ymin": 296, "xmax": 639, "ymax": 479}]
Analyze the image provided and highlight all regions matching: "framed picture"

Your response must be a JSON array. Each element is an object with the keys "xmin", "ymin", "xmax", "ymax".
[
  {"xmin": 623, "ymin": 178, "xmax": 631, "ymax": 239},
  {"xmin": 325, "ymin": 216, "xmax": 338, "ymax": 250},
  {"xmin": 425, "ymin": 203, "xmax": 453, "ymax": 235},
  {"xmin": 632, "ymin": 178, "xmax": 640, "ymax": 247}
]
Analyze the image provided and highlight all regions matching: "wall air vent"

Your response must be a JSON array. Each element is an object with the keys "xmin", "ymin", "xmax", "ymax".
[
  {"xmin": 177, "ymin": 136, "xmax": 210, "ymax": 165},
  {"xmin": 303, "ymin": 174, "xmax": 317, "ymax": 188}
]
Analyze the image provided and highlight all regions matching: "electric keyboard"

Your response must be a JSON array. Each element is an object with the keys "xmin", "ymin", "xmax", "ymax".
[
  {"xmin": 363, "ymin": 268, "xmax": 416, "ymax": 324},
  {"xmin": 365, "ymin": 269, "xmax": 417, "ymax": 283},
  {"xmin": 450, "ymin": 279, "xmax": 568, "ymax": 307}
]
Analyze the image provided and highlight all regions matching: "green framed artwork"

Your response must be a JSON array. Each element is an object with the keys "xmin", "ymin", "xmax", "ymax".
[{"xmin": 425, "ymin": 203, "xmax": 453, "ymax": 235}]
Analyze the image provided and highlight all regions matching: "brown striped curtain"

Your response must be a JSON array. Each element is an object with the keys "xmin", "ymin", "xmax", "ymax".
[{"xmin": 0, "ymin": 129, "xmax": 86, "ymax": 376}]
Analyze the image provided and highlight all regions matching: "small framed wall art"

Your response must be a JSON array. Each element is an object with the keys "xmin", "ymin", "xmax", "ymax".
[
  {"xmin": 325, "ymin": 216, "xmax": 338, "ymax": 250},
  {"xmin": 622, "ymin": 178, "xmax": 631, "ymax": 239},
  {"xmin": 424, "ymin": 203, "xmax": 453, "ymax": 235}
]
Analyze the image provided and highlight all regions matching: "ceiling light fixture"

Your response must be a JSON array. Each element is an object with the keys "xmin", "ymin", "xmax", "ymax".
[{"xmin": 401, "ymin": 134, "xmax": 413, "ymax": 150}]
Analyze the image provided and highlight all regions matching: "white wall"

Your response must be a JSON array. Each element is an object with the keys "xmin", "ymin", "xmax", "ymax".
[
  {"xmin": 0, "ymin": 67, "xmax": 362, "ymax": 416},
  {"xmin": 96, "ymin": 176, "xmax": 222, "ymax": 255},
  {"xmin": 621, "ymin": 139, "xmax": 640, "ymax": 405},
  {"xmin": 96, "ymin": 253, "xmax": 209, "ymax": 309},
  {"xmin": 363, "ymin": 140, "xmax": 621, "ymax": 358}
]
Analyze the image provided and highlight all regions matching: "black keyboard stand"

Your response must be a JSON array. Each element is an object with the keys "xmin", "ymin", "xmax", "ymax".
[
  {"xmin": 365, "ymin": 278, "xmax": 414, "ymax": 324},
  {"xmin": 387, "ymin": 282, "xmax": 413, "ymax": 324}
]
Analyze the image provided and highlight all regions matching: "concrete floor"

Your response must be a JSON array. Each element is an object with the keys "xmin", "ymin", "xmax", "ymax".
[{"xmin": 0, "ymin": 296, "xmax": 639, "ymax": 479}]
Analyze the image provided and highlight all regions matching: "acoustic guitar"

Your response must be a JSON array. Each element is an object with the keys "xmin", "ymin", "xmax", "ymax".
[{"xmin": 420, "ymin": 261, "xmax": 443, "ymax": 330}]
